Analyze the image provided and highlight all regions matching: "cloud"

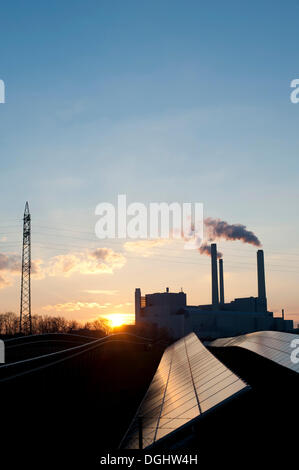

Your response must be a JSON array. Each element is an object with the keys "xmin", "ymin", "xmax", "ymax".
[
  {"xmin": 0, "ymin": 253, "xmax": 45, "ymax": 281},
  {"xmin": 83, "ymin": 289, "xmax": 118, "ymax": 295},
  {"xmin": 42, "ymin": 302, "xmax": 109, "ymax": 313},
  {"xmin": 0, "ymin": 274, "xmax": 11, "ymax": 289},
  {"xmin": 0, "ymin": 253, "xmax": 20, "ymax": 272},
  {"xmin": 47, "ymin": 248, "xmax": 126, "ymax": 277},
  {"xmin": 91, "ymin": 248, "xmax": 126, "ymax": 269},
  {"xmin": 113, "ymin": 301, "xmax": 133, "ymax": 308},
  {"xmin": 31, "ymin": 259, "xmax": 45, "ymax": 280},
  {"xmin": 0, "ymin": 253, "xmax": 20, "ymax": 288},
  {"xmin": 0, "ymin": 247, "xmax": 125, "ymax": 289},
  {"xmin": 124, "ymin": 239, "xmax": 172, "ymax": 257}
]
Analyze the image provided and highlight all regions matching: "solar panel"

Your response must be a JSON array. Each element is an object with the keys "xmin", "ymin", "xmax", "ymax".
[
  {"xmin": 210, "ymin": 331, "xmax": 299, "ymax": 374},
  {"xmin": 120, "ymin": 333, "xmax": 249, "ymax": 449}
]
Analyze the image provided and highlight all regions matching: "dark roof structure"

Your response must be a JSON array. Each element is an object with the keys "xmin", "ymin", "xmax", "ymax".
[
  {"xmin": 210, "ymin": 330, "xmax": 299, "ymax": 374},
  {"xmin": 120, "ymin": 332, "xmax": 249, "ymax": 449}
]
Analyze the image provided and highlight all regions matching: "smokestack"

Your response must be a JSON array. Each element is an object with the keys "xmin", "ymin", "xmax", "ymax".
[
  {"xmin": 219, "ymin": 258, "xmax": 224, "ymax": 304},
  {"xmin": 135, "ymin": 288, "xmax": 141, "ymax": 323},
  {"xmin": 257, "ymin": 250, "xmax": 266, "ymax": 300},
  {"xmin": 211, "ymin": 243, "xmax": 219, "ymax": 309},
  {"xmin": 257, "ymin": 250, "xmax": 266, "ymax": 299}
]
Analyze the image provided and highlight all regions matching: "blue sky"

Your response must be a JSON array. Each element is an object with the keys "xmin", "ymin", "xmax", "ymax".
[{"xmin": 0, "ymin": 1, "xmax": 299, "ymax": 325}]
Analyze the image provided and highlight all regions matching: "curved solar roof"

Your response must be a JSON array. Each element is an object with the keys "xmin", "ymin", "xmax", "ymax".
[
  {"xmin": 120, "ymin": 333, "xmax": 249, "ymax": 449},
  {"xmin": 210, "ymin": 331, "xmax": 299, "ymax": 374}
]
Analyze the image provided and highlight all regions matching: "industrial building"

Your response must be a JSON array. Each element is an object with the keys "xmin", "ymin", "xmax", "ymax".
[{"xmin": 135, "ymin": 244, "xmax": 293, "ymax": 339}]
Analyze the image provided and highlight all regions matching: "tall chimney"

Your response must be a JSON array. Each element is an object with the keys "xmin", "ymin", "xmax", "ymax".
[
  {"xmin": 135, "ymin": 288, "xmax": 141, "ymax": 323},
  {"xmin": 257, "ymin": 250, "xmax": 266, "ymax": 299},
  {"xmin": 257, "ymin": 250, "xmax": 267, "ymax": 311},
  {"xmin": 219, "ymin": 258, "xmax": 224, "ymax": 304},
  {"xmin": 211, "ymin": 243, "xmax": 219, "ymax": 309}
]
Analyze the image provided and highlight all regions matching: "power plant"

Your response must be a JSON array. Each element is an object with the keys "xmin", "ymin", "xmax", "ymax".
[{"xmin": 135, "ymin": 244, "xmax": 293, "ymax": 339}]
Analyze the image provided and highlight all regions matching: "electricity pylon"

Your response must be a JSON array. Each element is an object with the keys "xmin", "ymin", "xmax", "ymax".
[{"xmin": 19, "ymin": 201, "xmax": 32, "ymax": 334}]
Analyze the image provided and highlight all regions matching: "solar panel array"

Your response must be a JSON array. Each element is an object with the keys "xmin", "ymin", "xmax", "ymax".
[
  {"xmin": 120, "ymin": 333, "xmax": 249, "ymax": 449},
  {"xmin": 210, "ymin": 331, "xmax": 299, "ymax": 374}
]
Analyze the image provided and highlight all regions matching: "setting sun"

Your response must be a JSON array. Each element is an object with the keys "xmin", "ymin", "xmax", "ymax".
[{"xmin": 109, "ymin": 314, "xmax": 125, "ymax": 328}]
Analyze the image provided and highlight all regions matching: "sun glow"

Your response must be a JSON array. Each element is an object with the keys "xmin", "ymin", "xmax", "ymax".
[{"xmin": 109, "ymin": 314, "xmax": 125, "ymax": 328}]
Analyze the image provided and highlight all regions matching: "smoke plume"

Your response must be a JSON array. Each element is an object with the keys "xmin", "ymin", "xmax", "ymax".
[
  {"xmin": 189, "ymin": 218, "xmax": 261, "ymax": 258},
  {"xmin": 198, "ymin": 242, "xmax": 223, "ymax": 259},
  {"xmin": 204, "ymin": 218, "xmax": 261, "ymax": 247}
]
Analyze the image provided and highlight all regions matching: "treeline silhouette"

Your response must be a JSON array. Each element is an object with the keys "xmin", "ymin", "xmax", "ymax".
[
  {"xmin": 0, "ymin": 312, "xmax": 172, "ymax": 343},
  {"xmin": 0, "ymin": 311, "xmax": 110, "ymax": 337}
]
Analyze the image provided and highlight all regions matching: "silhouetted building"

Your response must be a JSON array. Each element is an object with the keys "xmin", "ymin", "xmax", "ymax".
[{"xmin": 135, "ymin": 246, "xmax": 293, "ymax": 339}]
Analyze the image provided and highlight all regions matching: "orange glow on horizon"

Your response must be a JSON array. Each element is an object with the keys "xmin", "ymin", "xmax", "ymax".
[{"xmin": 108, "ymin": 314, "xmax": 126, "ymax": 328}]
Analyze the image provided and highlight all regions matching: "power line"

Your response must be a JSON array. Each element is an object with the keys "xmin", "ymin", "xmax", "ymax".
[
  {"xmin": 1, "ymin": 221, "xmax": 299, "ymax": 274},
  {"xmin": 1, "ymin": 242, "xmax": 299, "ymax": 273},
  {"xmin": 2, "ymin": 222, "xmax": 299, "ymax": 258}
]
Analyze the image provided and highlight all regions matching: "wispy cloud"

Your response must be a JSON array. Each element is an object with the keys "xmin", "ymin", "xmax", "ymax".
[
  {"xmin": 42, "ymin": 301, "xmax": 109, "ymax": 313},
  {"xmin": 114, "ymin": 302, "xmax": 133, "ymax": 309},
  {"xmin": 83, "ymin": 289, "xmax": 118, "ymax": 295},
  {"xmin": 31, "ymin": 259, "xmax": 45, "ymax": 280},
  {"xmin": 0, "ymin": 273, "xmax": 11, "ymax": 289},
  {"xmin": 47, "ymin": 248, "xmax": 126, "ymax": 277},
  {"xmin": 0, "ymin": 247, "xmax": 126, "ymax": 290},
  {"xmin": 0, "ymin": 253, "xmax": 20, "ymax": 272},
  {"xmin": 124, "ymin": 239, "xmax": 172, "ymax": 257},
  {"xmin": 0, "ymin": 252, "xmax": 45, "ymax": 288}
]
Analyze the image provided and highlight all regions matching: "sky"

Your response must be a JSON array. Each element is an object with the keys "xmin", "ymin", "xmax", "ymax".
[{"xmin": 0, "ymin": 0, "xmax": 299, "ymax": 327}]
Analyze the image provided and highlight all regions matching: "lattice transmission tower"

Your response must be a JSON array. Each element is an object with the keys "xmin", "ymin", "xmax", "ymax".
[{"xmin": 19, "ymin": 201, "xmax": 32, "ymax": 334}]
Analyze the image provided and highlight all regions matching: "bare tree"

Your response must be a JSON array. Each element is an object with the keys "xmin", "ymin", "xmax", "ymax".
[{"xmin": 0, "ymin": 312, "xmax": 111, "ymax": 337}]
